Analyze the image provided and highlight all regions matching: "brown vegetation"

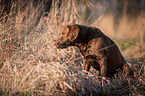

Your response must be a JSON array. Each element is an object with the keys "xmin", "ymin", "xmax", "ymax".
[{"xmin": 0, "ymin": 0, "xmax": 145, "ymax": 95}]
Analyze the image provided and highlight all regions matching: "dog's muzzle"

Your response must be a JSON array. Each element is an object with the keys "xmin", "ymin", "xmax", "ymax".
[{"xmin": 56, "ymin": 42, "xmax": 69, "ymax": 49}]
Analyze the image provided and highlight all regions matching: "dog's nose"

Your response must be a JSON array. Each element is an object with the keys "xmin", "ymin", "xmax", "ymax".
[
  {"xmin": 56, "ymin": 42, "xmax": 59, "ymax": 45},
  {"xmin": 55, "ymin": 41, "xmax": 60, "ymax": 47}
]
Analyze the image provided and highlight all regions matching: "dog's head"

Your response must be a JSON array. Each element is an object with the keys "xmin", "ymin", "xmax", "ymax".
[{"xmin": 56, "ymin": 24, "xmax": 88, "ymax": 49}]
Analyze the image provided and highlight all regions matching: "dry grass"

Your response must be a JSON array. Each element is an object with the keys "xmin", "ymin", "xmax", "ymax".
[{"xmin": 0, "ymin": 0, "xmax": 145, "ymax": 95}]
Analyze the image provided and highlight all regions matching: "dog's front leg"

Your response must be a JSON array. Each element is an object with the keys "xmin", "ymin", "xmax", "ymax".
[
  {"xmin": 82, "ymin": 58, "xmax": 90, "ymax": 73},
  {"xmin": 100, "ymin": 56, "xmax": 107, "ymax": 77}
]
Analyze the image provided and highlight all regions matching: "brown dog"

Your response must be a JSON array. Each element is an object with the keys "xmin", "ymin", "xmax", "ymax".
[{"xmin": 56, "ymin": 24, "xmax": 133, "ymax": 78}]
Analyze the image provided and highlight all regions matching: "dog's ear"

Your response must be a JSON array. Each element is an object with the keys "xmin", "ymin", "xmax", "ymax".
[
  {"xmin": 62, "ymin": 26, "xmax": 69, "ymax": 35},
  {"xmin": 68, "ymin": 25, "xmax": 80, "ymax": 42}
]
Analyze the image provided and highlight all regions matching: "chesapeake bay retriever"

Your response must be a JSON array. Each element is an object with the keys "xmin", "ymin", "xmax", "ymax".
[{"xmin": 56, "ymin": 24, "xmax": 133, "ymax": 78}]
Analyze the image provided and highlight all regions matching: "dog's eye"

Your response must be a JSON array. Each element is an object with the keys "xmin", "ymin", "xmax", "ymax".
[{"xmin": 61, "ymin": 33, "xmax": 65, "ymax": 35}]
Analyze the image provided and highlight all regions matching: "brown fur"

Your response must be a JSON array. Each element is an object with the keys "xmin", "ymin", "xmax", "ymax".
[{"xmin": 56, "ymin": 24, "xmax": 133, "ymax": 77}]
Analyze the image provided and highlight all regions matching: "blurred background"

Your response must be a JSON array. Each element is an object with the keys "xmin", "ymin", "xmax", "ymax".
[
  {"xmin": 1, "ymin": 0, "xmax": 145, "ymax": 37},
  {"xmin": 1, "ymin": 0, "xmax": 145, "ymax": 57},
  {"xmin": 0, "ymin": 0, "xmax": 145, "ymax": 95}
]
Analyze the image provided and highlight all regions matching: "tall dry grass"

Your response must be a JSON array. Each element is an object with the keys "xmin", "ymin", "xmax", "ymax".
[{"xmin": 0, "ymin": 0, "xmax": 145, "ymax": 95}]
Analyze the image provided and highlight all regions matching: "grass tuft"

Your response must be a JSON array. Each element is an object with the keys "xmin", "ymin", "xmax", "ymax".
[{"xmin": 0, "ymin": 0, "xmax": 145, "ymax": 95}]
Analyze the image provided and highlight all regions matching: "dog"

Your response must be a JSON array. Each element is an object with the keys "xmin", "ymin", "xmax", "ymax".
[{"xmin": 56, "ymin": 24, "xmax": 133, "ymax": 78}]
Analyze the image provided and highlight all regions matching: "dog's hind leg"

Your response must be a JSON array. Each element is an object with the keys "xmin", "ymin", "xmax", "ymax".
[{"xmin": 122, "ymin": 63, "xmax": 134, "ymax": 76}]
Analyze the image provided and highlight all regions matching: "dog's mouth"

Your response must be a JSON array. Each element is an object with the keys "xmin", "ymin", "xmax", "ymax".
[
  {"xmin": 56, "ymin": 42, "xmax": 70, "ymax": 49},
  {"xmin": 56, "ymin": 44, "xmax": 68, "ymax": 49}
]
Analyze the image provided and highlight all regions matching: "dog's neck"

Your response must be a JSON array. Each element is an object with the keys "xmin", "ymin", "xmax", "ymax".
[{"xmin": 84, "ymin": 27, "xmax": 104, "ymax": 42}]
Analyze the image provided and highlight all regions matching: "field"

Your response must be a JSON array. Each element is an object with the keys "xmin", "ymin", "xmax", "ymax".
[{"xmin": 0, "ymin": 0, "xmax": 145, "ymax": 96}]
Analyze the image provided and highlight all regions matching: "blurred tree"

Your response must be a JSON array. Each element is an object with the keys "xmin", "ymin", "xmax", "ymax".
[
  {"xmin": 0, "ymin": 0, "xmax": 52, "ymax": 23},
  {"xmin": 123, "ymin": 0, "xmax": 127, "ymax": 17},
  {"xmin": 101, "ymin": 0, "xmax": 145, "ymax": 32}
]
